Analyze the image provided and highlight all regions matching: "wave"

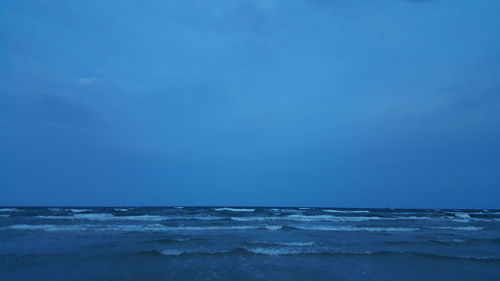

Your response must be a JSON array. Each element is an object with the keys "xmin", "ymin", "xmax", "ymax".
[
  {"xmin": 287, "ymin": 214, "xmax": 382, "ymax": 222},
  {"xmin": 245, "ymin": 248, "xmax": 499, "ymax": 260},
  {"xmin": 48, "ymin": 208, "xmax": 62, "ymax": 211},
  {"xmin": 291, "ymin": 225, "xmax": 419, "ymax": 232},
  {"xmin": 246, "ymin": 247, "xmax": 314, "ymax": 255},
  {"xmin": 230, "ymin": 215, "xmax": 381, "ymax": 222},
  {"xmin": 150, "ymin": 237, "xmax": 204, "ymax": 243},
  {"xmin": 231, "ymin": 214, "xmax": 438, "ymax": 222},
  {"xmin": 322, "ymin": 209, "xmax": 370, "ymax": 214},
  {"xmin": 135, "ymin": 247, "xmax": 500, "ymax": 261},
  {"xmin": 3, "ymin": 224, "xmax": 92, "ymax": 231},
  {"xmin": 430, "ymin": 239, "xmax": 469, "ymax": 244},
  {"xmin": 214, "ymin": 208, "xmax": 255, "ymax": 212},
  {"xmin": 113, "ymin": 208, "xmax": 129, "ymax": 212},
  {"xmin": 0, "ymin": 214, "xmax": 10, "ymax": 218},
  {"xmin": 163, "ymin": 216, "xmax": 225, "ymax": 221},
  {"xmin": 37, "ymin": 213, "xmax": 165, "ymax": 221},
  {"xmin": 430, "ymin": 226, "xmax": 484, "ymax": 231},
  {"xmin": 0, "ymin": 208, "xmax": 18, "ymax": 212},
  {"xmin": 269, "ymin": 208, "xmax": 302, "ymax": 213},
  {"xmin": 453, "ymin": 212, "xmax": 471, "ymax": 219},
  {"xmin": 246, "ymin": 241, "xmax": 315, "ymax": 247},
  {"xmin": 3, "ymin": 223, "xmax": 424, "ymax": 233},
  {"xmin": 2, "ymin": 224, "xmax": 283, "ymax": 232},
  {"xmin": 70, "ymin": 209, "xmax": 92, "ymax": 213}
]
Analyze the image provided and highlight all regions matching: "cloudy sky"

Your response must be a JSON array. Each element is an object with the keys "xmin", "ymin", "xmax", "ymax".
[{"xmin": 1, "ymin": 0, "xmax": 499, "ymax": 208}]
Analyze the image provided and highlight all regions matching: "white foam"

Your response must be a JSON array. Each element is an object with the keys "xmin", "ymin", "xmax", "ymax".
[
  {"xmin": 247, "ymin": 247, "xmax": 309, "ymax": 255},
  {"xmin": 162, "ymin": 216, "xmax": 224, "ymax": 221},
  {"xmin": 38, "ymin": 213, "xmax": 165, "ymax": 221},
  {"xmin": 269, "ymin": 208, "xmax": 302, "ymax": 213},
  {"xmin": 322, "ymin": 209, "xmax": 370, "ymax": 214},
  {"xmin": 454, "ymin": 212, "xmax": 471, "ymax": 220},
  {"xmin": 264, "ymin": 225, "xmax": 283, "ymax": 230},
  {"xmin": 158, "ymin": 249, "xmax": 229, "ymax": 256},
  {"xmin": 0, "ymin": 208, "xmax": 18, "ymax": 212},
  {"xmin": 286, "ymin": 214, "xmax": 383, "ymax": 222},
  {"xmin": 2, "ymin": 224, "xmax": 280, "ymax": 232},
  {"xmin": 159, "ymin": 249, "xmax": 183, "ymax": 256},
  {"xmin": 293, "ymin": 225, "xmax": 419, "ymax": 232},
  {"xmin": 265, "ymin": 241, "xmax": 315, "ymax": 247},
  {"xmin": 4, "ymin": 224, "xmax": 92, "ymax": 231},
  {"xmin": 232, "ymin": 215, "xmax": 435, "ymax": 222},
  {"xmin": 70, "ymin": 209, "xmax": 92, "ymax": 213},
  {"xmin": 114, "ymin": 208, "xmax": 129, "ymax": 212},
  {"xmin": 214, "ymin": 208, "xmax": 255, "ymax": 212},
  {"xmin": 112, "ymin": 225, "xmax": 264, "ymax": 232},
  {"xmin": 400, "ymin": 216, "xmax": 435, "ymax": 221},
  {"xmin": 231, "ymin": 216, "xmax": 281, "ymax": 221},
  {"xmin": 432, "ymin": 226, "xmax": 483, "ymax": 231}
]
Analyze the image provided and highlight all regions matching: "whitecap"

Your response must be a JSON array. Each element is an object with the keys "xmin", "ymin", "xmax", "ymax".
[
  {"xmin": 38, "ymin": 213, "xmax": 165, "ymax": 221},
  {"xmin": 214, "ymin": 208, "xmax": 255, "ymax": 212},
  {"xmin": 292, "ymin": 225, "xmax": 419, "ymax": 232},
  {"xmin": 0, "ymin": 208, "xmax": 18, "ymax": 212},
  {"xmin": 230, "ymin": 216, "xmax": 281, "ymax": 222},
  {"xmin": 264, "ymin": 225, "xmax": 283, "ymax": 230},
  {"xmin": 286, "ymin": 214, "xmax": 382, "ymax": 222},
  {"xmin": 0, "ymin": 214, "xmax": 10, "ymax": 218},
  {"xmin": 247, "ymin": 247, "xmax": 310, "ymax": 255},
  {"xmin": 162, "ymin": 216, "xmax": 224, "ymax": 221},
  {"xmin": 70, "ymin": 209, "xmax": 92, "ymax": 213},
  {"xmin": 269, "ymin": 208, "xmax": 302, "ymax": 213},
  {"xmin": 431, "ymin": 226, "xmax": 483, "ymax": 231},
  {"xmin": 159, "ymin": 249, "xmax": 183, "ymax": 256},
  {"xmin": 114, "ymin": 208, "xmax": 129, "ymax": 212},
  {"xmin": 454, "ymin": 212, "xmax": 471, "ymax": 220},
  {"xmin": 3, "ymin": 224, "xmax": 92, "ymax": 231},
  {"xmin": 2, "ymin": 224, "xmax": 275, "ymax": 232},
  {"xmin": 250, "ymin": 241, "xmax": 314, "ymax": 247},
  {"xmin": 322, "ymin": 209, "xmax": 370, "ymax": 214},
  {"xmin": 158, "ymin": 249, "xmax": 229, "ymax": 256}
]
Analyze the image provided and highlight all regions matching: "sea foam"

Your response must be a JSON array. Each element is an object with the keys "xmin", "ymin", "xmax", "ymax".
[
  {"xmin": 214, "ymin": 208, "xmax": 255, "ymax": 212},
  {"xmin": 0, "ymin": 208, "xmax": 18, "ymax": 212}
]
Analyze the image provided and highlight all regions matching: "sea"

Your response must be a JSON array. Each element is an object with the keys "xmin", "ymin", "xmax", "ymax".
[{"xmin": 0, "ymin": 207, "xmax": 499, "ymax": 281}]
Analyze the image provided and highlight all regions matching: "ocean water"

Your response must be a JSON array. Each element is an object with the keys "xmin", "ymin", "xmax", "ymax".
[{"xmin": 0, "ymin": 207, "xmax": 499, "ymax": 281}]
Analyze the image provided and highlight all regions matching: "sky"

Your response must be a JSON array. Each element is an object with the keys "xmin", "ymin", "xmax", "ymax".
[{"xmin": 1, "ymin": 0, "xmax": 499, "ymax": 208}]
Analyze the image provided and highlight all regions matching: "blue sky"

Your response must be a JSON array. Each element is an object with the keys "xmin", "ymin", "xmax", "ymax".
[{"xmin": 1, "ymin": 0, "xmax": 499, "ymax": 208}]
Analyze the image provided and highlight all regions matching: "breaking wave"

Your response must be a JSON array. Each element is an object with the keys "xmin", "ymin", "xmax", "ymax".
[
  {"xmin": 37, "ymin": 213, "xmax": 165, "ymax": 221},
  {"xmin": 214, "ymin": 208, "xmax": 255, "ymax": 212},
  {"xmin": 70, "ymin": 209, "xmax": 92, "ymax": 213},
  {"xmin": 0, "ymin": 208, "xmax": 18, "ymax": 212},
  {"xmin": 136, "ymin": 247, "xmax": 500, "ymax": 261},
  {"xmin": 1, "ymin": 224, "xmax": 283, "ymax": 232},
  {"xmin": 322, "ymin": 209, "xmax": 370, "ymax": 214},
  {"xmin": 430, "ymin": 226, "xmax": 484, "ymax": 231},
  {"xmin": 291, "ymin": 225, "xmax": 419, "ymax": 232}
]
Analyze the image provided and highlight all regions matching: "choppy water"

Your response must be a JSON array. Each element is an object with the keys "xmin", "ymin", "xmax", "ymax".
[{"xmin": 1, "ymin": 207, "xmax": 499, "ymax": 280}]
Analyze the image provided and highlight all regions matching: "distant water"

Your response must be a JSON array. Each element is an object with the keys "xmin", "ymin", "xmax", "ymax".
[{"xmin": 1, "ymin": 207, "xmax": 499, "ymax": 281}]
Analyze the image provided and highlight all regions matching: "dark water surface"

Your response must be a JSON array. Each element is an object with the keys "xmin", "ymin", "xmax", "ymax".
[{"xmin": 1, "ymin": 207, "xmax": 499, "ymax": 280}]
